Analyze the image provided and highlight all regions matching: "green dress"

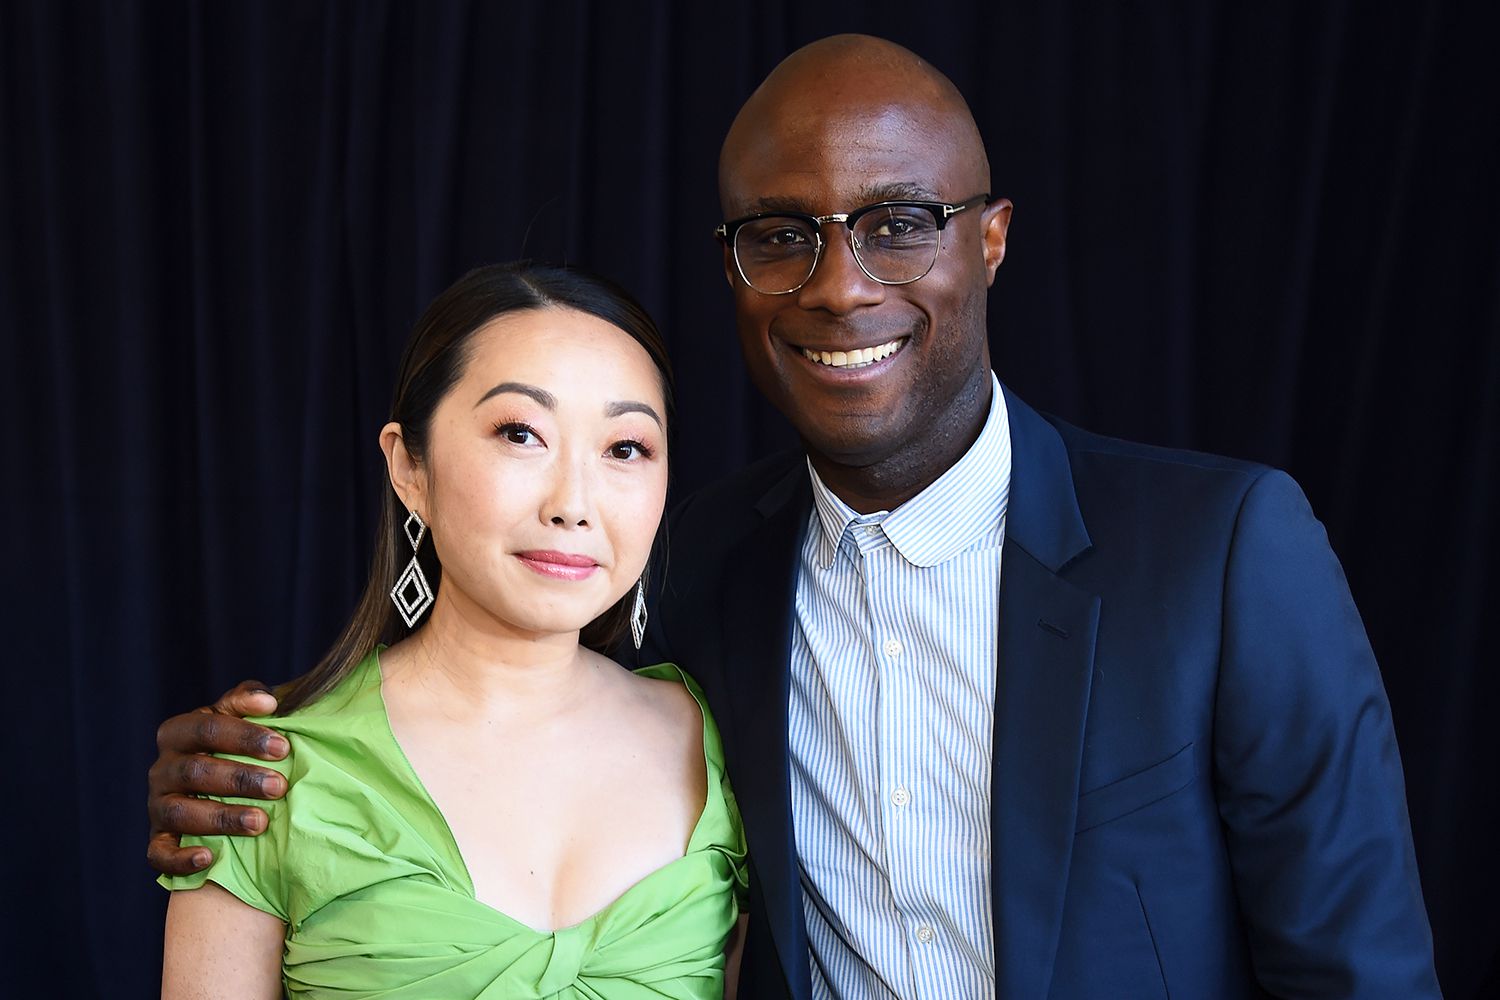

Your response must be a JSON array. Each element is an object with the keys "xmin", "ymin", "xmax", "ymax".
[{"xmin": 160, "ymin": 652, "xmax": 748, "ymax": 999}]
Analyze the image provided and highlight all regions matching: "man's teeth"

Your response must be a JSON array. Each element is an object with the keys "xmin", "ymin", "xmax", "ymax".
[{"xmin": 800, "ymin": 338, "xmax": 904, "ymax": 368}]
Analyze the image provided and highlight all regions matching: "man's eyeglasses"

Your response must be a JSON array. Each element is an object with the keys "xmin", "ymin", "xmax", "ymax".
[{"xmin": 714, "ymin": 193, "xmax": 991, "ymax": 295}]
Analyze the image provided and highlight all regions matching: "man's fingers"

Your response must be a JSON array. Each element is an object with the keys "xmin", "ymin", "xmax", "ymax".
[
  {"xmin": 189, "ymin": 711, "xmax": 290, "ymax": 766},
  {"xmin": 150, "ymin": 793, "xmax": 270, "ymax": 838},
  {"xmin": 156, "ymin": 710, "xmax": 287, "ymax": 760},
  {"xmin": 145, "ymin": 682, "xmax": 287, "ymax": 878},
  {"xmin": 149, "ymin": 751, "xmax": 287, "ymax": 801},
  {"xmin": 214, "ymin": 679, "xmax": 280, "ymax": 719},
  {"xmin": 147, "ymin": 831, "xmax": 213, "ymax": 877}
]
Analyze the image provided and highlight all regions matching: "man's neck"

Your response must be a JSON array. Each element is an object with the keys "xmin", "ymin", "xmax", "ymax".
[{"xmin": 808, "ymin": 371, "xmax": 993, "ymax": 514}]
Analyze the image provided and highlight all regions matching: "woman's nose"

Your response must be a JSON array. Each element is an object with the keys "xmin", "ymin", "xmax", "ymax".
[{"xmin": 543, "ymin": 458, "xmax": 593, "ymax": 527}]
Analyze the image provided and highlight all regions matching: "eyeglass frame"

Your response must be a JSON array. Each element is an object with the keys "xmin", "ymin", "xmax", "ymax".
[{"xmin": 714, "ymin": 192, "xmax": 993, "ymax": 294}]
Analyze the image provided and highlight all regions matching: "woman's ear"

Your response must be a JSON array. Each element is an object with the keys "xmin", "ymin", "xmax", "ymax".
[{"xmin": 380, "ymin": 422, "xmax": 424, "ymax": 513}]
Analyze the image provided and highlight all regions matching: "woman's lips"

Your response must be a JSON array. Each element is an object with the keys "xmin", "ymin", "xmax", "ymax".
[{"xmin": 515, "ymin": 551, "xmax": 600, "ymax": 580}]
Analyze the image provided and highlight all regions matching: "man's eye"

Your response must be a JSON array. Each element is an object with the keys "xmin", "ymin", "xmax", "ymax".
[
  {"xmin": 867, "ymin": 213, "xmax": 929, "ymax": 240},
  {"xmin": 764, "ymin": 226, "xmax": 812, "ymax": 247}
]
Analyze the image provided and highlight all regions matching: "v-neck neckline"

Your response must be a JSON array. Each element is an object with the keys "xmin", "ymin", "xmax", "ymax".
[{"xmin": 367, "ymin": 649, "xmax": 715, "ymax": 936}]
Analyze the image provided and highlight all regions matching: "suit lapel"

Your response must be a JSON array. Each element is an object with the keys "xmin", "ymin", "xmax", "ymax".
[
  {"xmin": 723, "ymin": 464, "xmax": 813, "ymax": 999},
  {"xmin": 992, "ymin": 387, "xmax": 1100, "ymax": 999}
]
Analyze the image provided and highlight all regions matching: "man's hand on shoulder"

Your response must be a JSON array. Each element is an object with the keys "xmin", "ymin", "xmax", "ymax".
[{"xmin": 146, "ymin": 680, "xmax": 291, "ymax": 876}]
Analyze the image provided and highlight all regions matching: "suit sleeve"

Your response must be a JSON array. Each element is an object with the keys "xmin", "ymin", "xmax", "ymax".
[{"xmin": 1213, "ymin": 469, "xmax": 1440, "ymax": 997}]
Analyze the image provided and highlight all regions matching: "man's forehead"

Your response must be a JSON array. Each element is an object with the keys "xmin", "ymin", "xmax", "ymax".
[
  {"xmin": 749, "ymin": 97, "xmax": 947, "ymax": 150},
  {"xmin": 739, "ymin": 181, "xmax": 947, "ymax": 217},
  {"xmin": 721, "ymin": 104, "xmax": 970, "ymax": 213}
]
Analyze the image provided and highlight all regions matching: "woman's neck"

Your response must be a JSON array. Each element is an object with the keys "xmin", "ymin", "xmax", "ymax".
[{"xmin": 382, "ymin": 588, "xmax": 596, "ymax": 721}]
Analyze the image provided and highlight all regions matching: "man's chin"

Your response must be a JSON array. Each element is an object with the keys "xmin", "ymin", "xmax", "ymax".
[{"xmin": 797, "ymin": 425, "xmax": 908, "ymax": 472}]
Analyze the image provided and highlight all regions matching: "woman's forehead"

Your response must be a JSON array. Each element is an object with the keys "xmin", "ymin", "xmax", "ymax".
[{"xmin": 461, "ymin": 309, "xmax": 666, "ymax": 406}]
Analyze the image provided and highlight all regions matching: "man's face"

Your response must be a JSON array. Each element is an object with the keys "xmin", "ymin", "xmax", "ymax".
[{"xmin": 719, "ymin": 91, "xmax": 1010, "ymax": 471}]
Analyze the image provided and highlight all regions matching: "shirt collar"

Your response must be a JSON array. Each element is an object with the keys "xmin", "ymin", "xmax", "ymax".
[{"xmin": 807, "ymin": 372, "xmax": 1012, "ymax": 569}]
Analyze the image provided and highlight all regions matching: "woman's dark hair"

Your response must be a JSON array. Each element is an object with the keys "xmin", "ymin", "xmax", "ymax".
[{"xmin": 276, "ymin": 262, "xmax": 675, "ymax": 715}]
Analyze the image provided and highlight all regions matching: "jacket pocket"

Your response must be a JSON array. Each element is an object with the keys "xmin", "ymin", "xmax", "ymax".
[{"xmin": 1075, "ymin": 742, "xmax": 1198, "ymax": 834}]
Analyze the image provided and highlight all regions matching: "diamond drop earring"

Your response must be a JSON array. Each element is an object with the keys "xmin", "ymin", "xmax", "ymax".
[
  {"xmin": 630, "ymin": 579, "xmax": 648, "ymax": 650},
  {"xmin": 389, "ymin": 509, "xmax": 435, "ymax": 628}
]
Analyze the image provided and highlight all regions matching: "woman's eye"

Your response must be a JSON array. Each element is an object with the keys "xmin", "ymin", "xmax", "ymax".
[
  {"xmin": 495, "ymin": 422, "xmax": 539, "ymax": 445},
  {"xmin": 608, "ymin": 439, "xmax": 652, "ymax": 461}
]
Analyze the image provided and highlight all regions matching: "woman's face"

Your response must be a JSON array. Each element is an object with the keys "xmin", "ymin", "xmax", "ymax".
[{"xmin": 390, "ymin": 306, "xmax": 669, "ymax": 641}]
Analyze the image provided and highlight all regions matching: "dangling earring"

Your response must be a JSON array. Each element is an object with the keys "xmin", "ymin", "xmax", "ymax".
[
  {"xmin": 630, "ymin": 578, "xmax": 648, "ymax": 650},
  {"xmin": 390, "ymin": 509, "xmax": 435, "ymax": 628}
]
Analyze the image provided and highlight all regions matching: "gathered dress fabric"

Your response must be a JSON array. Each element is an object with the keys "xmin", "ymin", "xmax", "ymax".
[{"xmin": 160, "ymin": 651, "xmax": 748, "ymax": 999}]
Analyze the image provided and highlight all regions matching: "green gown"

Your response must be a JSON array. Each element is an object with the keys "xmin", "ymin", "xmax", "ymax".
[{"xmin": 160, "ymin": 651, "xmax": 748, "ymax": 999}]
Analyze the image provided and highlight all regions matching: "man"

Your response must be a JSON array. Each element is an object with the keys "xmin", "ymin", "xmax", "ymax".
[{"xmin": 148, "ymin": 35, "xmax": 1440, "ymax": 999}]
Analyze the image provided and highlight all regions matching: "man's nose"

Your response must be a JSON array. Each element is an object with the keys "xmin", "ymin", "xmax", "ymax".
[{"xmin": 795, "ymin": 225, "xmax": 885, "ymax": 315}]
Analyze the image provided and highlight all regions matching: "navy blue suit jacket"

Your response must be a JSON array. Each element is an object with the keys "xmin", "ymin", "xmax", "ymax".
[{"xmin": 640, "ymin": 385, "xmax": 1439, "ymax": 999}]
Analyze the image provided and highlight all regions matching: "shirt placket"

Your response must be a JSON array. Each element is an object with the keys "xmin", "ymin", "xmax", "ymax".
[{"xmin": 853, "ymin": 521, "xmax": 935, "ymax": 998}]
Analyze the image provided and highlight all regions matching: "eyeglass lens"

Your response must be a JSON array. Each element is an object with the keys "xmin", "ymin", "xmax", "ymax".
[{"xmin": 734, "ymin": 205, "xmax": 942, "ymax": 292}]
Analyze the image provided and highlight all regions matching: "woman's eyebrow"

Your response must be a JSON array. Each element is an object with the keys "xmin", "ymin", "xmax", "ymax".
[
  {"xmin": 474, "ymin": 382, "xmax": 555, "ymax": 409},
  {"xmin": 606, "ymin": 400, "xmax": 663, "ymax": 428}
]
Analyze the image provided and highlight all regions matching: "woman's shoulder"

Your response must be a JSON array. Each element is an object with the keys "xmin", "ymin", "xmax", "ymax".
[
  {"xmin": 230, "ymin": 650, "xmax": 391, "ymax": 781},
  {"xmin": 272, "ymin": 649, "xmax": 384, "ymax": 722},
  {"xmin": 623, "ymin": 661, "xmax": 707, "ymax": 729},
  {"xmin": 618, "ymin": 662, "xmax": 737, "ymax": 785},
  {"xmin": 574, "ymin": 653, "xmax": 710, "ymax": 759}
]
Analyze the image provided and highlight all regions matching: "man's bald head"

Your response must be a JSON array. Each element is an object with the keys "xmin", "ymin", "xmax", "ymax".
[
  {"xmin": 719, "ymin": 34, "xmax": 990, "ymax": 214},
  {"xmin": 713, "ymin": 34, "xmax": 1013, "ymax": 508}
]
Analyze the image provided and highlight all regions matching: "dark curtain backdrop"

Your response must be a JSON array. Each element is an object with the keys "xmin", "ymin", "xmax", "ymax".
[{"xmin": 3, "ymin": 1, "xmax": 1496, "ymax": 996}]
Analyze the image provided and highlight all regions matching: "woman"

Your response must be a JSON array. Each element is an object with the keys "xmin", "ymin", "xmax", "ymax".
[{"xmin": 160, "ymin": 263, "xmax": 748, "ymax": 999}]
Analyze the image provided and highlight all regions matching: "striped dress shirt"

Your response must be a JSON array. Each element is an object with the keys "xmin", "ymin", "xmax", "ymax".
[{"xmin": 789, "ymin": 373, "xmax": 1011, "ymax": 1000}]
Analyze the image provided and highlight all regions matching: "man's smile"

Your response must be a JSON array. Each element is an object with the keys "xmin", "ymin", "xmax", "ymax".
[{"xmin": 797, "ymin": 336, "xmax": 907, "ymax": 369}]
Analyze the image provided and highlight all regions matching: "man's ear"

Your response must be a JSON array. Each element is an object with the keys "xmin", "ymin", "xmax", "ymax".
[
  {"xmin": 721, "ymin": 240, "xmax": 738, "ymax": 289},
  {"xmin": 981, "ymin": 198, "xmax": 1013, "ymax": 286},
  {"xmin": 380, "ymin": 422, "xmax": 424, "ymax": 513}
]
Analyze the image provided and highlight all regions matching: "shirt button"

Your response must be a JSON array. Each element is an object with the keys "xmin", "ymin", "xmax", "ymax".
[
  {"xmin": 883, "ymin": 638, "xmax": 903, "ymax": 657},
  {"xmin": 891, "ymin": 785, "xmax": 911, "ymax": 807},
  {"xmin": 916, "ymin": 925, "xmax": 935, "ymax": 944}
]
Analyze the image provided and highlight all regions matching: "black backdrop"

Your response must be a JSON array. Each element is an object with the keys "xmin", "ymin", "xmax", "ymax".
[{"xmin": 3, "ymin": 1, "xmax": 1496, "ymax": 996}]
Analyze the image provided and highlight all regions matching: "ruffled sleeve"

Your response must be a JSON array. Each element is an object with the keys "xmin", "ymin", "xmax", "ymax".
[{"xmin": 157, "ymin": 743, "xmax": 294, "ymax": 925}]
